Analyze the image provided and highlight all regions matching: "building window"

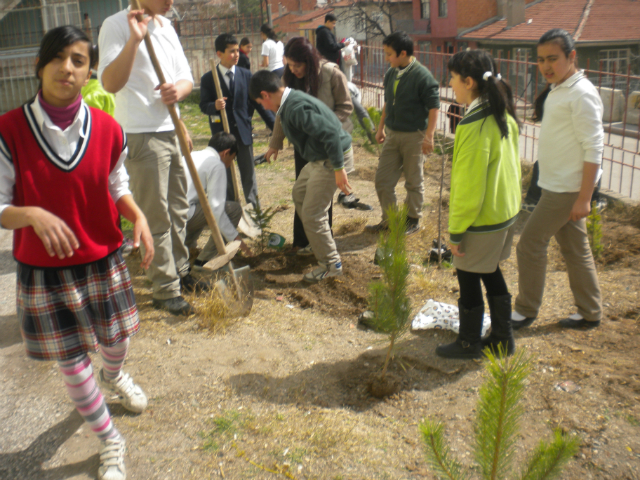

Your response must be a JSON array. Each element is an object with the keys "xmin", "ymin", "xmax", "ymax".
[
  {"xmin": 458, "ymin": 42, "xmax": 469, "ymax": 52},
  {"xmin": 599, "ymin": 49, "xmax": 630, "ymax": 74},
  {"xmin": 420, "ymin": 0, "xmax": 430, "ymax": 19},
  {"xmin": 438, "ymin": 0, "xmax": 447, "ymax": 17},
  {"xmin": 418, "ymin": 41, "xmax": 432, "ymax": 53}
]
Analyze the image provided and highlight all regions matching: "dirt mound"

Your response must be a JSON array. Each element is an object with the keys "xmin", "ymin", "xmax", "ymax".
[
  {"xmin": 601, "ymin": 222, "xmax": 640, "ymax": 267},
  {"xmin": 244, "ymin": 251, "xmax": 379, "ymax": 318}
]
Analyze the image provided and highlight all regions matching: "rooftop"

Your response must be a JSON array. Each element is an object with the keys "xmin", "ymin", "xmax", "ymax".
[{"xmin": 461, "ymin": 0, "xmax": 640, "ymax": 43}]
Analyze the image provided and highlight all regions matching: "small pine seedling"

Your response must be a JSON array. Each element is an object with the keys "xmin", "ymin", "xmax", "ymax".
[
  {"xmin": 419, "ymin": 347, "xmax": 580, "ymax": 480},
  {"xmin": 368, "ymin": 205, "xmax": 412, "ymax": 381},
  {"xmin": 248, "ymin": 203, "xmax": 276, "ymax": 253}
]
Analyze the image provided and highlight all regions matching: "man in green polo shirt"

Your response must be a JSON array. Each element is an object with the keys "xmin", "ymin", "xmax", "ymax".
[{"xmin": 366, "ymin": 31, "xmax": 440, "ymax": 235}]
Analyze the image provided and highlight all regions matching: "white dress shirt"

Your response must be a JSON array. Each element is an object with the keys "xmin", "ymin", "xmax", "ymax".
[
  {"xmin": 98, "ymin": 8, "xmax": 193, "ymax": 133},
  {"xmin": 0, "ymin": 98, "xmax": 130, "ymax": 224},
  {"xmin": 537, "ymin": 70, "xmax": 604, "ymax": 193},
  {"xmin": 216, "ymin": 63, "xmax": 236, "ymax": 91},
  {"xmin": 183, "ymin": 147, "xmax": 238, "ymax": 242}
]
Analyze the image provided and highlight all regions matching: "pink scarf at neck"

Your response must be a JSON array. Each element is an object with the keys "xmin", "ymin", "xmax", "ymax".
[{"xmin": 37, "ymin": 91, "xmax": 82, "ymax": 131}]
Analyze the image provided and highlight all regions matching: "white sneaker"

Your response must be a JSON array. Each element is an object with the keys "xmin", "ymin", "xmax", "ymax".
[
  {"xmin": 296, "ymin": 245, "xmax": 314, "ymax": 256},
  {"xmin": 98, "ymin": 437, "xmax": 126, "ymax": 480},
  {"xmin": 303, "ymin": 261, "xmax": 342, "ymax": 283},
  {"xmin": 98, "ymin": 369, "xmax": 148, "ymax": 414}
]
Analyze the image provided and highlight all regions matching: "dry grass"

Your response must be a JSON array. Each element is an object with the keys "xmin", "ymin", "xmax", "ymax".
[{"xmin": 189, "ymin": 287, "xmax": 231, "ymax": 333}]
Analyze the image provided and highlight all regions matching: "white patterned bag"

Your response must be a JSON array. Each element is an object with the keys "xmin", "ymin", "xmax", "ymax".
[{"xmin": 411, "ymin": 299, "xmax": 492, "ymax": 337}]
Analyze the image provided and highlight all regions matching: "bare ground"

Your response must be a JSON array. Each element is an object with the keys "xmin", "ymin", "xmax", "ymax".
[{"xmin": 1, "ymin": 106, "xmax": 640, "ymax": 480}]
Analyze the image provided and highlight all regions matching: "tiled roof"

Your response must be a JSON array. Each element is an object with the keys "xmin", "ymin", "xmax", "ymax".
[
  {"xmin": 461, "ymin": 0, "xmax": 640, "ymax": 43},
  {"xmin": 579, "ymin": 0, "xmax": 640, "ymax": 42},
  {"xmin": 331, "ymin": 0, "xmax": 410, "ymax": 5}
]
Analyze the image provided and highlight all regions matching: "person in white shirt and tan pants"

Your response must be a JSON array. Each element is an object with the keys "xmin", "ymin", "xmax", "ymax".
[
  {"xmin": 513, "ymin": 29, "xmax": 603, "ymax": 331},
  {"xmin": 99, "ymin": 3, "xmax": 200, "ymax": 316}
]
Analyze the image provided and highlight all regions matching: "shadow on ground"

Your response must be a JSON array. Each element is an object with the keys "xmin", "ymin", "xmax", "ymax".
[
  {"xmin": 0, "ymin": 410, "xmax": 97, "ymax": 480},
  {"xmin": 229, "ymin": 333, "xmax": 482, "ymax": 411},
  {"xmin": 0, "ymin": 314, "xmax": 21, "ymax": 349}
]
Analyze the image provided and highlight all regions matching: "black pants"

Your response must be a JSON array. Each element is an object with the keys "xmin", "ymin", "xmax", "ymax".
[
  {"xmin": 293, "ymin": 149, "xmax": 333, "ymax": 248},
  {"xmin": 525, "ymin": 161, "xmax": 601, "ymax": 204},
  {"xmin": 456, "ymin": 266, "xmax": 509, "ymax": 310}
]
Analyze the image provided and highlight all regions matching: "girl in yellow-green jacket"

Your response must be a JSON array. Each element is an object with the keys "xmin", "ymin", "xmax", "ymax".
[{"xmin": 435, "ymin": 50, "xmax": 521, "ymax": 360}]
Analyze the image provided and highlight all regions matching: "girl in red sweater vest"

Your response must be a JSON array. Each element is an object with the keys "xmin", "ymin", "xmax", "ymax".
[{"xmin": 0, "ymin": 26, "xmax": 154, "ymax": 480}]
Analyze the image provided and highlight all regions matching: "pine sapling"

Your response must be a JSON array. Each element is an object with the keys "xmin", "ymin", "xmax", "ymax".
[
  {"xmin": 367, "ymin": 205, "xmax": 412, "ymax": 397},
  {"xmin": 248, "ymin": 203, "xmax": 276, "ymax": 253},
  {"xmin": 420, "ymin": 347, "xmax": 580, "ymax": 480}
]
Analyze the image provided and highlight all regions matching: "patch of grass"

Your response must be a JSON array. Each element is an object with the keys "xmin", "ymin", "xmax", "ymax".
[
  {"xmin": 200, "ymin": 410, "xmax": 252, "ymax": 453},
  {"xmin": 409, "ymin": 268, "xmax": 440, "ymax": 299},
  {"xmin": 287, "ymin": 447, "xmax": 307, "ymax": 464},
  {"xmin": 121, "ymin": 217, "xmax": 134, "ymax": 232}
]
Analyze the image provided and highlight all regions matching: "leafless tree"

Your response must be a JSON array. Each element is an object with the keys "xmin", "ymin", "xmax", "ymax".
[{"xmin": 337, "ymin": 0, "xmax": 396, "ymax": 39}]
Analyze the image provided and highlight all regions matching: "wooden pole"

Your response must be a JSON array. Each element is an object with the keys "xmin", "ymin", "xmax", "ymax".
[
  {"xmin": 129, "ymin": 1, "xmax": 241, "ymax": 278},
  {"xmin": 209, "ymin": 58, "xmax": 243, "ymax": 206}
]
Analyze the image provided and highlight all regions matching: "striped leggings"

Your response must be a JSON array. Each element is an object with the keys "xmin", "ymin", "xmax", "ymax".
[{"xmin": 57, "ymin": 338, "xmax": 129, "ymax": 441}]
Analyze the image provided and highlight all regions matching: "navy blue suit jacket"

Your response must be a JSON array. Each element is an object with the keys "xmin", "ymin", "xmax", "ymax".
[{"xmin": 199, "ymin": 66, "xmax": 274, "ymax": 146}]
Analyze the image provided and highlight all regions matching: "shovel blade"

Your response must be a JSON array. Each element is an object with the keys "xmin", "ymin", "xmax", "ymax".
[
  {"xmin": 214, "ymin": 265, "xmax": 254, "ymax": 316},
  {"xmin": 237, "ymin": 205, "xmax": 261, "ymax": 238}
]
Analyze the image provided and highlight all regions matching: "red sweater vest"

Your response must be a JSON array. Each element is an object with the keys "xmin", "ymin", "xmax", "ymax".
[{"xmin": 0, "ymin": 104, "xmax": 124, "ymax": 267}]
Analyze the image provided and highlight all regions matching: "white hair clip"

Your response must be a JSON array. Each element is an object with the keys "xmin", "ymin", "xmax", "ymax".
[{"xmin": 482, "ymin": 71, "xmax": 503, "ymax": 81}]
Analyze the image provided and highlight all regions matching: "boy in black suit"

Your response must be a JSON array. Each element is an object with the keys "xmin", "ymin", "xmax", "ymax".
[
  {"xmin": 200, "ymin": 33, "xmax": 274, "ymax": 208},
  {"xmin": 238, "ymin": 37, "xmax": 252, "ymax": 70}
]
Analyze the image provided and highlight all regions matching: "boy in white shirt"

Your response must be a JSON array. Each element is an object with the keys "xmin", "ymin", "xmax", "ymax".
[
  {"xmin": 99, "ymin": 2, "xmax": 201, "ymax": 316},
  {"xmin": 184, "ymin": 133, "xmax": 252, "ymax": 267}
]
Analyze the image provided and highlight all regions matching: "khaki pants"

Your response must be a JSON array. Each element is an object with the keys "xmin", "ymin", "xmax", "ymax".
[
  {"xmin": 515, "ymin": 189, "xmax": 602, "ymax": 321},
  {"xmin": 184, "ymin": 201, "xmax": 242, "ymax": 263},
  {"xmin": 125, "ymin": 132, "xmax": 190, "ymax": 300},
  {"xmin": 293, "ymin": 149, "xmax": 354, "ymax": 265},
  {"xmin": 375, "ymin": 128, "xmax": 425, "ymax": 220}
]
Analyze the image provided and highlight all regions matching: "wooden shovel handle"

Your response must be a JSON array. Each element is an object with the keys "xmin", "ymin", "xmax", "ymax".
[
  {"xmin": 130, "ymin": 0, "xmax": 228, "ymax": 257},
  {"xmin": 209, "ymin": 58, "xmax": 243, "ymax": 208}
]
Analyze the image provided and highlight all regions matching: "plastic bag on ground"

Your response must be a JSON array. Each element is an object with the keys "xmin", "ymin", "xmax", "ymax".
[{"xmin": 411, "ymin": 299, "xmax": 491, "ymax": 337}]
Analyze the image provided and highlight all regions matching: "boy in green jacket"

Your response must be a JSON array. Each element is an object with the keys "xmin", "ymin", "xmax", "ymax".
[
  {"xmin": 366, "ymin": 31, "xmax": 440, "ymax": 235},
  {"xmin": 249, "ymin": 70, "xmax": 354, "ymax": 283}
]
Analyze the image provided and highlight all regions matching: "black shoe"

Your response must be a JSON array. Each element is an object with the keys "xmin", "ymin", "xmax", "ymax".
[
  {"xmin": 482, "ymin": 294, "xmax": 515, "ymax": 357},
  {"xmin": 365, "ymin": 221, "xmax": 388, "ymax": 233},
  {"xmin": 405, "ymin": 217, "xmax": 420, "ymax": 236},
  {"xmin": 558, "ymin": 317, "xmax": 600, "ymax": 329},
  {"xmin": 180, "ymin": 273, "xmax": 211, "ymax": 293},
  {"xmin": 511, "ymin": 315, "xmax": 536, "ymax": 330},
  {"xmin": 436, "ymin": 301, "xmax": 484, "ymax": 359},
  {"xmin": 152, "ymin": 296, "xmax": 195, "ymax": 316}
]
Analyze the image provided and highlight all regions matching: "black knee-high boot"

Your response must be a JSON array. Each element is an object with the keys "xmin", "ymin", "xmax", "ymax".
[
  {"xmin": 436, "ymin": 299, "xmax": 484, "ymax": 359},
  {"xmin": 483, "ymin": 294, "xmax": 515, "ymax": 357}
]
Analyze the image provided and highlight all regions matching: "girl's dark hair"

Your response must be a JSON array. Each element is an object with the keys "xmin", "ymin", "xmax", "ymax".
[
  {"xmin": 448, "ymin": 49, "xmax": 519, "ymax": 138},
  {"xmin": 35, "ymin": 26, "xmax": 94, "ymax": 81},
  {"xmin": 532, "ymin": 28, "xmax": 575, "ymax": 121},
  {"xmin": 282, "ymin": 37, "xmax": 321, "ymax": 97},
  {"xmin": 260, "ymin": 24, "xmax": 278, "ymax": 41}
]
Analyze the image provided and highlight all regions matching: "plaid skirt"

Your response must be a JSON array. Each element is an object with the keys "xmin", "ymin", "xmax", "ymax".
[{"xmin": 17, "ymin": 249, "xmax": 139, "ymax": 361}]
